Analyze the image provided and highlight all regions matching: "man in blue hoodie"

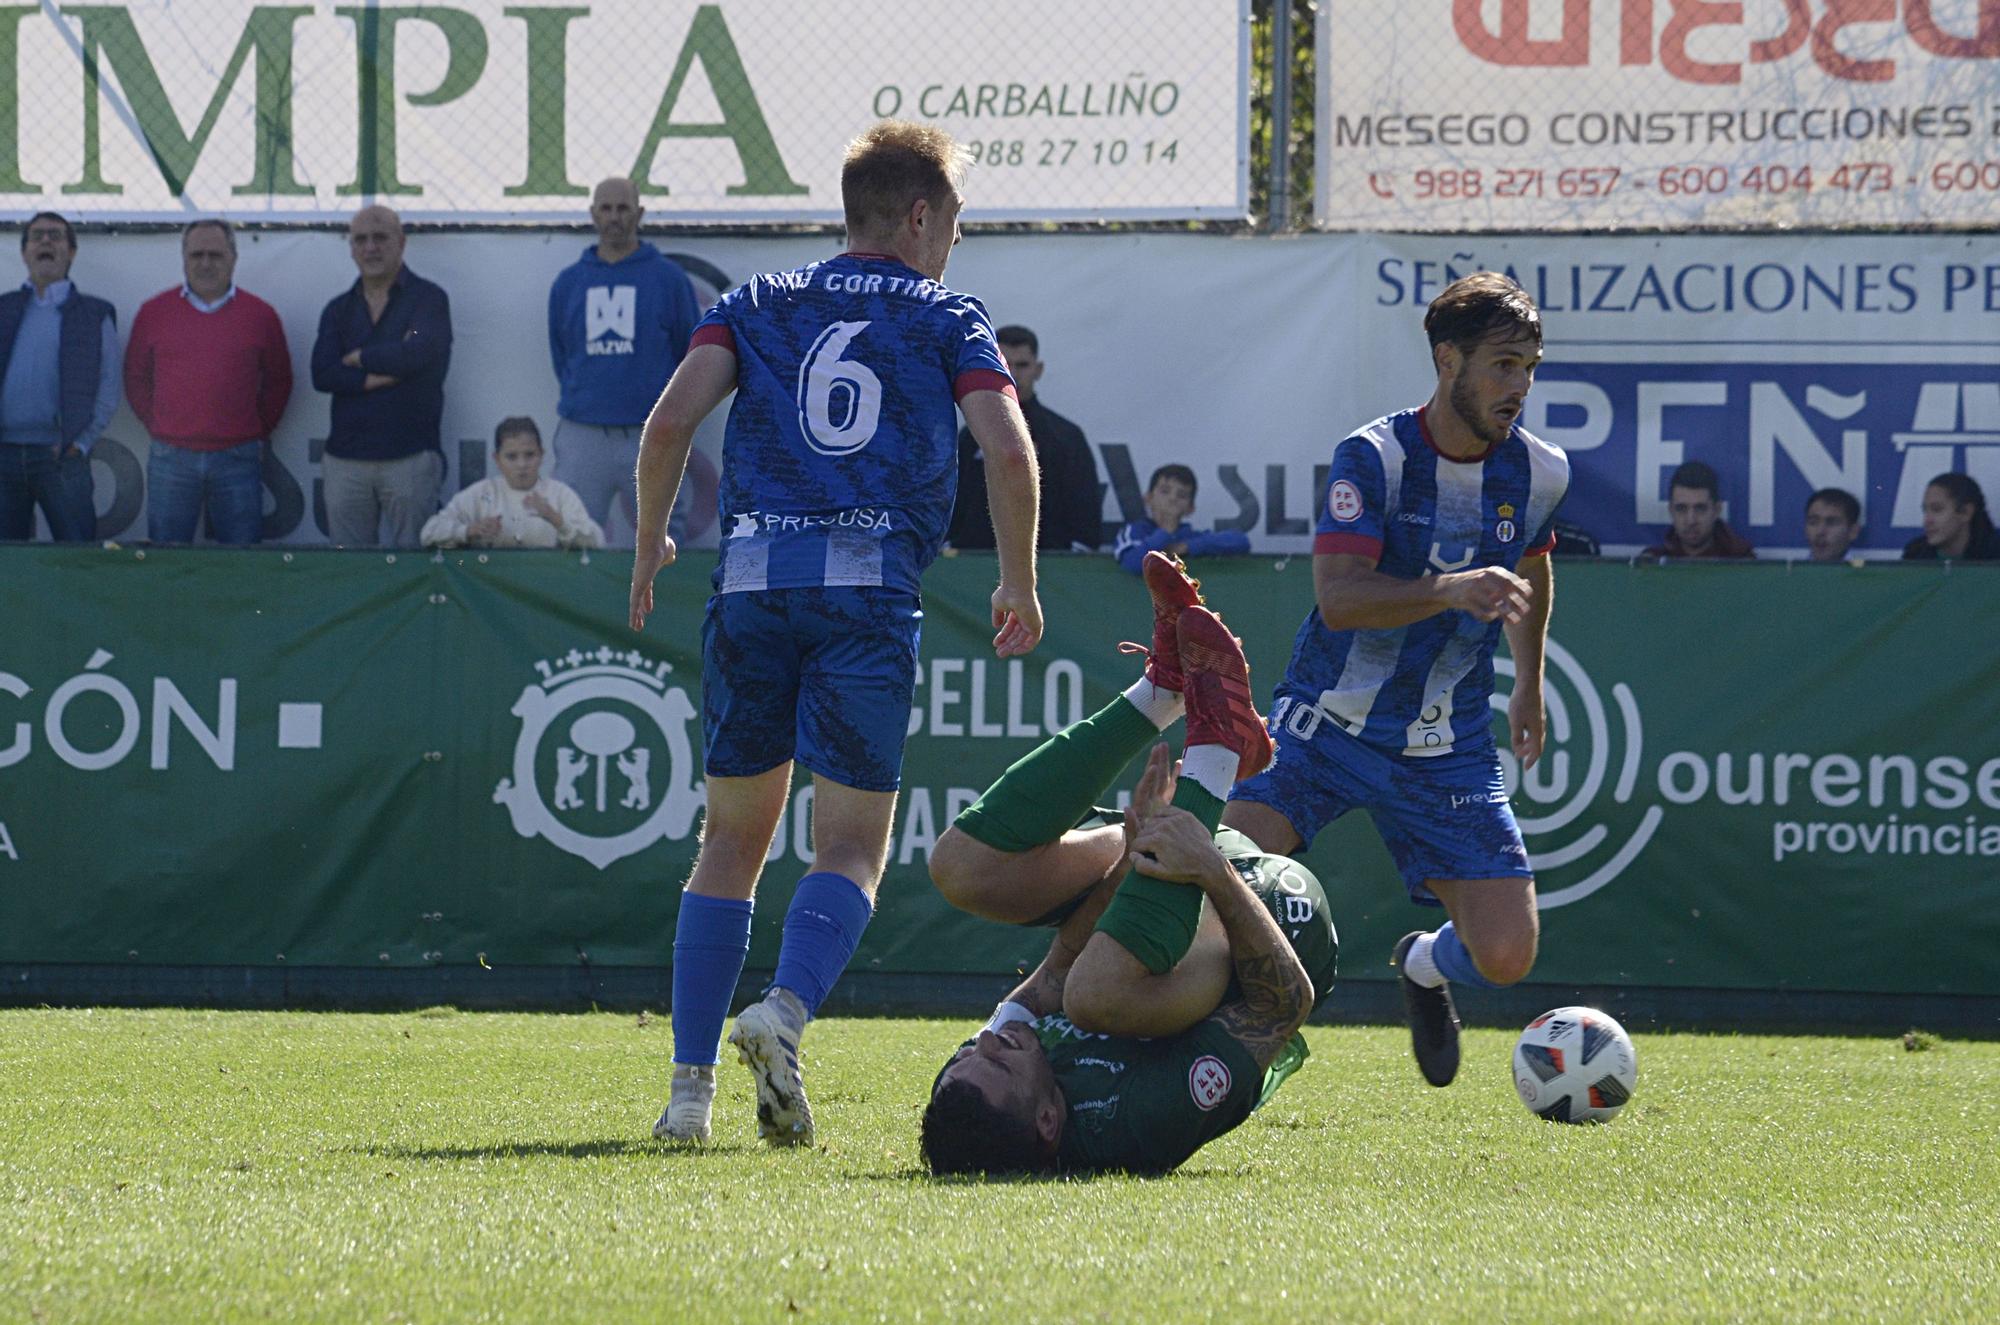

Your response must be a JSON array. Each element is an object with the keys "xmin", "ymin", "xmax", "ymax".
[
  {"xmin": 548, "ymin": 178, "xmax": 702, "ymax": 547},
  {"xmin": 0, "ymin": 212, "xmax": 119, "ymax": 542}
]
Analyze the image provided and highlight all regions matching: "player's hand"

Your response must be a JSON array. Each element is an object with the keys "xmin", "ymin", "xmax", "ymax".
[
  {"xmin": 467, "ymin": 514, "xmax": 504, "ymax": 544},
  {"xmin": 1120, "ymin": 743, "xmax": 1179, "ymax": 852},
  {"xmin": 524, "ymin": 491, "xmax": 560, "ymax": 526},
  {"xmin": 1128, "ymin": 808, "xmax": 1229, "ymax": 889},
  {"xmin": 1509, "ymin": 684, "xmax": 1546, "ymax": 771},
  {"xmin": 629, "ymin": 532, "xmax": 677, "ymax": 631},
  {"xmin": 1443, "ymin": 566, "xmax": 1532, "ymax": 623},
  {"xmin": 990, "ymin": 582, "xmax": 1043, "ymax": 658}
]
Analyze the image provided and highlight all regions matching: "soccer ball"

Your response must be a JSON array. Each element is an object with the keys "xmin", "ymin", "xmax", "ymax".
[{"xmin": 1512, "ymin": 1006, "xmax": 1636, "ymax": 1124}]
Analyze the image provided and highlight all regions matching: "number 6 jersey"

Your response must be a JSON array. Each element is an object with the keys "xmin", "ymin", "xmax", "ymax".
[{"xmin": 689, "ymin": 252, "xmax": 1014, "ymax": 596}]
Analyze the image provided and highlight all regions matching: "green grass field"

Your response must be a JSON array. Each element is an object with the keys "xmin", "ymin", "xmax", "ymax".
[{"xmin": 3, "ymin": 1008, "xmax": 1995, "ymax": 1324}]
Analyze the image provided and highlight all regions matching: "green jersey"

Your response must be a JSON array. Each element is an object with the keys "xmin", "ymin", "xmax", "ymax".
[{"xmin": 1045, "ymin": 834, "xmax": 1337, "ymax": 1175}]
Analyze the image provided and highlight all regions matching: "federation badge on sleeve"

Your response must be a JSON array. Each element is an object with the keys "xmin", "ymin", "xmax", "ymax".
[
  {"xmin": 1188, "ymin": 1055, "xmax": 1232, "ymax": 1110},
  {"xmin": 1328, "ymin": 479, "xmax": 1363, "ymax": 523}
]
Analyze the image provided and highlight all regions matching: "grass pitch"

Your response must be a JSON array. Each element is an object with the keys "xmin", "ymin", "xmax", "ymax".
[{"xmin": 2, "ymin": 1008, "xmax": 1995, "ymax": 1324}]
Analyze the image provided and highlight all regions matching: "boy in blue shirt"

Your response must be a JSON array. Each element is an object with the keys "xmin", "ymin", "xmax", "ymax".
[{"xmin": 1112, "ymin": 464, "xmax": 1251, "ymax": 574}]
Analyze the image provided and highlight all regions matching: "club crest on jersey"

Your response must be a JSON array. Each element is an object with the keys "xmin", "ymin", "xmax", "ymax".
[
  {"xmin": 1496, "ymin": 502, "xmax": 1518, "ymax": 544},
  {"xmin": 1328, "ymin": 479, "xmax": 1364, "ymax": 523},
  {"xmin": 1188, "ymin": 1055, "xmax": 1232, "ymax": 1110}
]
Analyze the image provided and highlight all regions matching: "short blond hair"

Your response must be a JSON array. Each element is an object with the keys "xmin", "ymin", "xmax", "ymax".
[{"xmin": 841, "ymin": 120, "xmax": 969, "ymax": 235}]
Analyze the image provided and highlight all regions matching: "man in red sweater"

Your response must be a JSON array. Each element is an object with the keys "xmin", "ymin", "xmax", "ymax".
[{"xmin": 125, "ymin": 219, "xmax": 293, "ymax": 545}]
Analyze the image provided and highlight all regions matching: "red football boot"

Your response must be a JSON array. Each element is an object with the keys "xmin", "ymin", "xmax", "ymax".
[
  {"xmin": 1119, "ymin": 551, "xmax": 1204, "ymax": 693},
  {"xmin": 1176, "ymin": 605, "xmax": 1276, "ymax": 783}
]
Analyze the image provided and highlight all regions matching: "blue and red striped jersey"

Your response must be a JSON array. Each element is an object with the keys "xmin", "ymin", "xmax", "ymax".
[
  {"xmin": 693, "ymin": 252, "xmax": 1013, "ymax": 596},
  {"xmin": 1284, "ymin": 406, "xmax": 1570, "ymax": 758}
]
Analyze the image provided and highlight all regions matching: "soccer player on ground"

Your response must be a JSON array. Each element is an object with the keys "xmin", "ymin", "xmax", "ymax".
[
  {"xmin": 920, "ymin": 555, "xmax": 1337, "ymax": 1176},
  {"xmin": 1220, "ymin": 272, "xmax": 1568, "ymax": 1089},
  {"xmin": 628, "ymin": 121, "xmax": 1043, "ymax": 1146}
]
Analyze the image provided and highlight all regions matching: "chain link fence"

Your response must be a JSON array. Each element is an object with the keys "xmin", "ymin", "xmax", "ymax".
[
  {"xmin": 8, "ymin": 2, "xmax": 1997, "ymax": 235},
  {"xmin": 2, "ymin": 0, "xmax": 1254, "ymax": 229}
]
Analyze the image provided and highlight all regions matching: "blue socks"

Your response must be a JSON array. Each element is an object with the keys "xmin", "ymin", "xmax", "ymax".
[
  {"xmin": 1429, "ymin": 921, "xmax": 1503, "ymax": 990},
  {"xmin": 671, "ymin": 892, "xmax": 753, "ymax": 1066},
  {"xmin": 771, "ymin": 872, "xmax": 875, "ymax": 1018}
]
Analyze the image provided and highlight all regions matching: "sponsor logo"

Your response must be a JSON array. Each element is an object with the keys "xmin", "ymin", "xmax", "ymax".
[
  {"xmin": 1188, "ymin": 1055, "xmax": 1232, "ymax": 1110},
  {"xmin": 1328, "ymin": 479, "xmax": 1364, "ymax": 523},
  {"xmin": 1491, "ymin": 638, "xmax": 1661, "ymax": 910},
  {"xmin": 585, "ymin": 285, "xmax": 637, "ymax": 352},
  {"xmin": 1493, "ymin": 635, "xmax": 2000, "ymax": 907},
  {"xmin": 492, "ymin": 647, "xmax": 703, "ymax": 870},
  {"xmin": 726, "ymin": 508, "xmax": 894, "ymax": 538}
]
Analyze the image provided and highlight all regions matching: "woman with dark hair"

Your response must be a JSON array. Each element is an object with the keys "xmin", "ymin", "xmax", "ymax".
[{"xmin": 1901, "ymin": 473, "xmax": 2000, "ymax": 561}]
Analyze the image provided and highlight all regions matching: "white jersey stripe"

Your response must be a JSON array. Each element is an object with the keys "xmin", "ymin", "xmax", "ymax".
[{"xmin": 1320, "ymin": 626, "xmax": 1409, "ymax": 736}]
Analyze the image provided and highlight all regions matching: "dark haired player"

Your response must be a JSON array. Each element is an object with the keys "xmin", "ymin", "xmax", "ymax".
[
  {"xmin": 1221, "ymin": 272, "xmax": 1569, "ymax": 1089},
  {"xmin": 921, "ymin": 555, "xmax": 1337, "ymax": 1176}
]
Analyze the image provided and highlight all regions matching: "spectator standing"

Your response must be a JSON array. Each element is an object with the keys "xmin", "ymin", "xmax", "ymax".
[
  {"xmin": 1803, "ymin": 487, "xmax": 1862, "ymax": 563},
  {"xmin": 1902, "ymin": 473, "xmax": 2000, "ymax": 562},
  {"xmin": 421, "ymin": 417, "xmax": 601, "ymax": 550},
  {"xmin": 125, "ymin": 219, "xmax": 292, "ymax": 545},
  {"xmin": 0, "ymin": 212, "xmax": 117, "ymax": 542},
  {"xmin": 1111, "ymin": 463, "xmax": 1250, "ymax": 573},
  {"xmin": 948, "ymin": 324, "xmax": 1101, "ymax": 551},
  {"xmin": 547, "ymin": 177, "xmax": 702, "ymax": 547},
  {"xmin": 310, "ymin": 206, "xmax": 451, "ymax": 547},
  {"xmin": 1643, "ymin": 460, "xmax": 1754, "ymax": 559}
]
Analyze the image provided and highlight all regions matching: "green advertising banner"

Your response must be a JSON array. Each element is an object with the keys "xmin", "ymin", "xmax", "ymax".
[{"xmin": 4, "ymin": 548, "xmax": 1997, "ymax": 1000}]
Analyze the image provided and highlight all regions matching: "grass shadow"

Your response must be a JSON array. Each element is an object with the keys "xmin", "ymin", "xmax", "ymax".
[{"xmin": 357, "ymin": 1139, "xmax": 751, "ymax": 1161}]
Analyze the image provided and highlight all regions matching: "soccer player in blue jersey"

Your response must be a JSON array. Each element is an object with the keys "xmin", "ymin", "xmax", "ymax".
[
  {"xmin": 627, "ymin": 121, "xmax": 1043, "ymax": 1145},
  {"xmin": 1222, "ymin": 272, "xmax": 1569, "ymax": 1089}
]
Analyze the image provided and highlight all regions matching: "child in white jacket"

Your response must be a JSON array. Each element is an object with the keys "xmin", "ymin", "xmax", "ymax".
[{"xmin": 422, "ymin": 417, "xmax": 604, "ymax": 549}]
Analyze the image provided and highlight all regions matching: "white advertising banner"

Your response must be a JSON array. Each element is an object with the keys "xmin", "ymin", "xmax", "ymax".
[
  {"xmin": 51, "ymin": 229, "xmax": 2000, "ymax": 560},
  {"xmin": 3, "ymin": 0, "xmax": 1247, "ymax": 224},
  {"xmin": 1316, "ymin": 1, "xmax": 2000, "ymax": 230}
]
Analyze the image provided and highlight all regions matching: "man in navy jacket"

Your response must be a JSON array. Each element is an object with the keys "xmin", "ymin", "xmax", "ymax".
[
  {"xmin": 547, "ymin": 177, "xmax": 701, "ymax": 547},
  {"xmin": 0, "ymin": 212, "xmax": 119, "ymax": 542},
  {"xmin": 311, "ymin": 206, "xmax": 452, "ymax": 547}
]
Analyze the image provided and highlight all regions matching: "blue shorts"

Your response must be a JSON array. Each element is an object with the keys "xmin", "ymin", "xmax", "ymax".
[
  {"xmin": 1229, "ymin": 690, "xmax": 1531, "ymax": 905},
  {"xmin": 701, "ymin": 586, "xmax": 922, "ymax": 793}
]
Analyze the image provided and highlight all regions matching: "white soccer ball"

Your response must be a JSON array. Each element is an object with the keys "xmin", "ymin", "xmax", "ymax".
[{"xmin": 1512, "ymin": 1006, "xmax": 1637, "ymax": 1124}]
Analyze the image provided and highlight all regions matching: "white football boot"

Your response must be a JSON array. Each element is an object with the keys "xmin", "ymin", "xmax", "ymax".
[
  {"xmin": 727, "ymin": 991, "xmax": 815, "ymax": 1147},
  {"xmin": 652, "ymin": 1063, "xmax": 715, "ymax": 1143}
]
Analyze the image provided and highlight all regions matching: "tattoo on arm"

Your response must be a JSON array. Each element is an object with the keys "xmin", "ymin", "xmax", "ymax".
[{"xmin": 1212, "ymin": 949, "xmax": 1312, "ymax": 1070}]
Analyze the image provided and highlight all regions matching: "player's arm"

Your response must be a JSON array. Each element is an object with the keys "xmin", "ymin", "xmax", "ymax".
[
  {"xmin": 960, "ymin": 389, "xmax": 1043, "ymax": 657},
  {"xmin": 1502, "ymin": 551, "xmax": 1554, "ymax": 770},
  {"xmin": 629, "ymin": 342, "xmax": 736, "ymax": 631},
  {"xmin": 1314, "ymin": 552, "xmax": 1532, "ymax": 631},
  {"xmin": 1125, "ymin": 810, "xmax": 1312, "ymax": 1070}
]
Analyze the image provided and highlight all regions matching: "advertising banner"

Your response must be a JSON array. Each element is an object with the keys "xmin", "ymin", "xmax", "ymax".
[
  {"xmin": 2, "ymin": 0, "xmax": 1247, "ymax": 224},
  {"xmin": 3, "ymin": 551, "xmax": 1996, "ymax": 998},
  {"xmin": 42, "ymin": 230, "xmax": 2000, "ymax": 560},
  {"xmin": 1316, "ymin": 1, "xmax": 2000, "ymax": 230}
]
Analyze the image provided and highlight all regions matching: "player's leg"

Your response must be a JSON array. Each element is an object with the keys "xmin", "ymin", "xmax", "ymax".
[
  {"xmin": 1378, "ymin": 749, "xmax": 1537, "ymax": 1087},
  {"xmin": 931, "ymin": 676, "xmax": 1181, "ymax": 924},
  {"xmin": 1065, "ymin": 606, "xmax": 1276, "ymax": 1036},
  {"xmin": 657, "ymin": 763, "xmax": 791, "ymax": 1142},
  {"xmin": 934, "ymin": 550, "xmax": 1200, "ymax": 923},
  {"xmin": 1218, "ymin": 799, "xmax": 1304, "ymax": 855},
  {"xmin": 723, "ymin": 586, "xmax": 919, "ymax": 1146},
  {"xmin": 656, "ymin": 590, "xmax": 801, "ymax": 1143}
]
